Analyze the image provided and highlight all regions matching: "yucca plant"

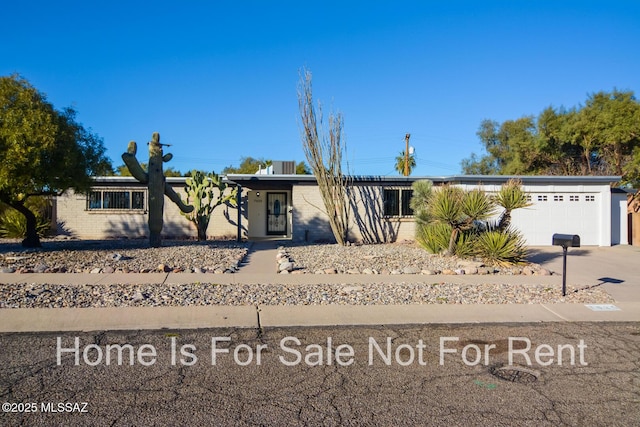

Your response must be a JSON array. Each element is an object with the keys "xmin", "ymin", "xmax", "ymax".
[
  {"xmin": 492, "ymin": 179, "xmax": 531, "ymax": 231},
  {"xmin": 453, "ymin": 230, "xmax": 478, "ymax": 258},
  {"xmin": 475, "ymin": 228, "xmax": 528, "ymax": 265},
  {"xmin": 409, "ymin": 180, "xmax": 433, "ymax": 225},
  {"xmin": 416, "ymin": 222, "xmax": 451, "ymax": 254}
]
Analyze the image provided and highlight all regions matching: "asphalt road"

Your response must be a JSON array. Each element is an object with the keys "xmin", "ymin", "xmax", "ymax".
[{"xmin": 1, "ymin": 322, "xmax": 639, "ymax": 426}]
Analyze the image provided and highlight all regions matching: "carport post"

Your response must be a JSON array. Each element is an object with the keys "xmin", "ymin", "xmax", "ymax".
[{"xmin": 236, "ymin": 185, "xmax": 242, "ymax": 242}]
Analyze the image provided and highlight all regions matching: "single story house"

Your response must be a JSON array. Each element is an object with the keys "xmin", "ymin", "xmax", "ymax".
[{"xmin": 54, "ymin": 174, "xmax": 629, "ymax": 246}]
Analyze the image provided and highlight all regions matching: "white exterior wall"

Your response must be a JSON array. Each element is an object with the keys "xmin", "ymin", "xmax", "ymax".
[
  {"xmin": 291, "ymin": 184, "xmax": 332, "ymax": 242},
  {"xmin": 457, "ymin": 182, "xmax": 612, "ymax": 246},
  {"xmin": 291, "ymin": 183, "xmax": 415, "ymax": 243},
  {"xmin": 611, "ymin": 192, "xmax": 629, "ymax": 245},
  {"xmin": 56, "ymin": 184, "xmax": 238, "ymax": 240},
  {"xmin": 246, "ymin": 189, "xmax": 292, "ymax": 239}
]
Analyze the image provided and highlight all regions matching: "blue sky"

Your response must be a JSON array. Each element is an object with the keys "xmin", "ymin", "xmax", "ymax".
[{"xmin": 2, "ymin": 1, "xmax": 639, "ymax": 176}]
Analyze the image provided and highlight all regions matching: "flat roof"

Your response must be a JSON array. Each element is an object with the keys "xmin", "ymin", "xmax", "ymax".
[
  {"xmin": 91, "ymin": 174, "xmax": 622, "ymax": 186},
  {"xmin": 225, "ymin": 174, "xmax": 622, "ymax": 186}
]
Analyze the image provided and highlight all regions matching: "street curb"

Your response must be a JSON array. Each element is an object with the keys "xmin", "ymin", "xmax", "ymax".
[{"xmin": 1, "ymin": 302, "xmax": 639, "ymax": 333}]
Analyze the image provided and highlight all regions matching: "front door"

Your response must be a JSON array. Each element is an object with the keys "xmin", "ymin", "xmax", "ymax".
[{"xmin": 267, "ymin": 192, "xmax": 288, "ymax": 235}]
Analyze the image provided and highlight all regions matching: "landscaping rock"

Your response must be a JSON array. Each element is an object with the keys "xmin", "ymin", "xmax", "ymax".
[{"xmin": 279, "ymin": 261, "xmax": 294, "ymax": 272}]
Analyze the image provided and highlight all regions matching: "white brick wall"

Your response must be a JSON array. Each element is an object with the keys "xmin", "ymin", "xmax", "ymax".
[
  {"xmin": 56, "ymin": 184, "xmax": 240, "ymax": 240},
  {"xmin": 291, "ymin": 183, "xmax": 415, "ymax": 243}
]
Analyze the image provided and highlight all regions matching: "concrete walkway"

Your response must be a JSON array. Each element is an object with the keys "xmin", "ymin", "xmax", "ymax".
[
  {"xmin": 236, "ymin": 240, "xmax": 280, "ymax": 274},
  {"xmin": 0, "ymin": 244, "xmax": 639, "ymax": 332}
]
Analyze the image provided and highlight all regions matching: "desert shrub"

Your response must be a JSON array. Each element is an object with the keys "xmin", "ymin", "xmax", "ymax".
[
  {"xmin": 474, "ymin": 228, "xmax": 528, "ymax": 265},
  {"xmin": 0, "ymin": 199, "xmax": 52, "ymax": 239},
  {"xmin": 411, "ymin": 179, "xmax": 529, "ymax": 263},
  {"xmin": 416, "ymin": 222, "xmax": 451, "ymax": 254}
]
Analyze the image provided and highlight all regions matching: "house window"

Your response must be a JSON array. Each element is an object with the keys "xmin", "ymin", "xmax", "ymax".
[
  {"xmin": 553, "ymin": 195, "xmax": 564, "ymax": 202},
  {"xmin": 383, "ymin": 189, "xmax": 400, "ymax": 216},
  {"xmin": 585, "ymin": 195, "xmax": 595, "ymax": 202},
  {"xmin": 401, "ymin": 189, "xmax": 414, "ymax": 216},
  {"xmin": 383, "ymin": 188, "xmax": 414, "ymax": 217},
  {"xmin": 569, "ymin": 195, "xmax": 579, "ymax": 202},
  {"xmin": 88, "ymin": 190, "xmax": 146, "ymax": 210},
  {"xmin": 537, "ymin": 195, "xmax": 548, "ymax": 202}
]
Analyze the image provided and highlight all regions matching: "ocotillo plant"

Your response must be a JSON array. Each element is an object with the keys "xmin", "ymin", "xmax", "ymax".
[
  {"xmin": 122, "ymin": 132, "xmax": 193, "ymax": 247},
  {"xmin": 182, "ymin": 170, "xmax": 237, "ymax": 241}
]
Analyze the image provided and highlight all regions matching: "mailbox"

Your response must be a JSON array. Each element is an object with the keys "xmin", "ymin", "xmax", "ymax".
[
  {"xmin": 552, "ymin": 233, "xmax": 580, "ymax": 296},
  {"xmin": 552, "ymin": 233, "xmax": 580, "ymax": 248}
]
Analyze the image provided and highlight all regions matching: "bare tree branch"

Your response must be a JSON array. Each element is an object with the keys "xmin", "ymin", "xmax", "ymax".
[{"xmin": 298, "ymin": 68, "xmax": 351, "ymax": 245}]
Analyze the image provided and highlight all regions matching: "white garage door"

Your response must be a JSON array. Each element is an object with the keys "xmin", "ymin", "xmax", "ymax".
[{"xmin": 510, "ymin": 193, "xmax": 601, "ymax": 246}]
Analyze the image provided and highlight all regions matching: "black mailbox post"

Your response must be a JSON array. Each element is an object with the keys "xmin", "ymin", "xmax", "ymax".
[{"xmin": 552, "ymin": 233, "xmax": 580, "ymax": 296}]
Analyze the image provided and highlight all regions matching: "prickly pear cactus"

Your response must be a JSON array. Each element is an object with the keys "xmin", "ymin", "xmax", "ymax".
[
  {"xmin": 182, "ymin": 170, "xmax": 237, "ymax": 241},
  {"xmin": 122, "ymin": 132, "xmax": 193, "ymax": 247}
]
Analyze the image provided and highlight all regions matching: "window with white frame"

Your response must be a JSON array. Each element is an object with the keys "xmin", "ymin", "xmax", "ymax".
[
  {"xmin": 383, "ymin": 188, "xmax": 414, "ymax": 217},
  {"xmin": 585, "ymin": 195, "xmax": 596, "ymax": 202},
  {"xmin": 569, "ymin": 195, "xmax": 579, "ymax": 202},
  {"xmin": 87, "ymin": 189, "xmax": 146, "ymax": 211}
]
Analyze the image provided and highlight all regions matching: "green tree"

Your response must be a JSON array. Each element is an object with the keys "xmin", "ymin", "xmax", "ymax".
[
  {"xmin": 0, "ymin": 75, "xmax": 112, "ymax": 247},
  {"xmin": 394, "ymin": 151, "xmax": 416, "ymax": 176},
  {"xmin": 461, "ymin": 90, "xmax": 640, "ymax": 184},
  {"xmin": 296, "ymin": 161, "xmax": 311, "ymax": 175},
  {"xmin": 113, "ymin": 163, "xmax": 182, "ymax": 177},
  {"xmin": 222, "ymin": 157, "xmax": 311, "ymax": 175},
  {"xmin": 222, "ymin": 157, "xmax": 272, "ymax": 174}
]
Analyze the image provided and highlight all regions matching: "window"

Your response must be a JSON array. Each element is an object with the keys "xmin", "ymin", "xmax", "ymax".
[
  {"xmin": 553, "ymin": 195, "xmax": 564, "ymax": 202},
  {"xmin": 585, "ymin": 195, "xmax": 595, "ymax": 202},
  {"xmin": 88, "ymin": 190, "xmax": 146, "ymax": 210},
  {"xmin": 537, "ymin": 195, "xmax": 548, "ymax": 202},
  {"xmin": 569, "ymin": 195, "xmax": 579, "ymax": 202},
  {"xmin": 383, "ymin": 188, "xmax": 414, "ymax": 217},
  {"xmin": 383, "ymin": 189, "xmax": 399, "ymax": 216},
  {"xmin": 401, "ymin": 189, "xmax": 414, "ymax": 216}
]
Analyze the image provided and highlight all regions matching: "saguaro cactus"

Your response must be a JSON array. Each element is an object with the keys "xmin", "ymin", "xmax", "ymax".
[
  {"xmin": 122, "ymin": 132, "xmax": 193, "ymax": 247},
  {"xmin": 182, "ymin": 170, "xmax": 237, "ymax": 241}
]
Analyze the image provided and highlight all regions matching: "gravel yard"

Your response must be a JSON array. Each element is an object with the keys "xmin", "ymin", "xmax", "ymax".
[
  {"xmin": 0, "ymin": 282, "xmax": 613, "ymax": 309},
  {"xmin": 0, "ymin": 238, "xmax": 615, "ymax": 307},
  {"xmin": 0, "ymin": 238, "xmax": 249, "ymax": 274},
  {"xmin": 281, "ymin": 242, "xmax": 547, "ymax": 275}
]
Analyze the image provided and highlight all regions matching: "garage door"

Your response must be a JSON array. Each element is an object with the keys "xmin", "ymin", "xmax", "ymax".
[{"xmin": 510, "ymin": 193, "xmax": 601, "ymax": 246}]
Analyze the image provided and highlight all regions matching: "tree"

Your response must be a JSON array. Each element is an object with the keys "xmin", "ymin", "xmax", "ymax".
[
  {"xmin": 0, "ymin": 75, "xmax": 112, "ymax": 247},
  {"xmin": 296, "ymin": 161, "xmax": 311, "ymax": 175},
  {"xmin": 461, "ymin": 90, "xmax": 640, "ymax": 185},
  {"xmin": 394, "ymin": 150, "xmax": 416, "ymax": 176},
  {"xmin": 222, "ymin": 157, "xmax": 271, "ymax": 174},
  {"xmin": 113, "ymin": 163, "xmax": 183, "ymax": 177},
  {"xmin": 222, "ymin": 157, "xmax": 311, "ymax": 175},
  {"xmin": 298, "ymin": 68, "xmax": 351, "ymax": 245}
]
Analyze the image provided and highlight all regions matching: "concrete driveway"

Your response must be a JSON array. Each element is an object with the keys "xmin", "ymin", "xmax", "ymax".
[{"xmin": 528, "ymin": 245, "xmax": 640, "ymax": 302}]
